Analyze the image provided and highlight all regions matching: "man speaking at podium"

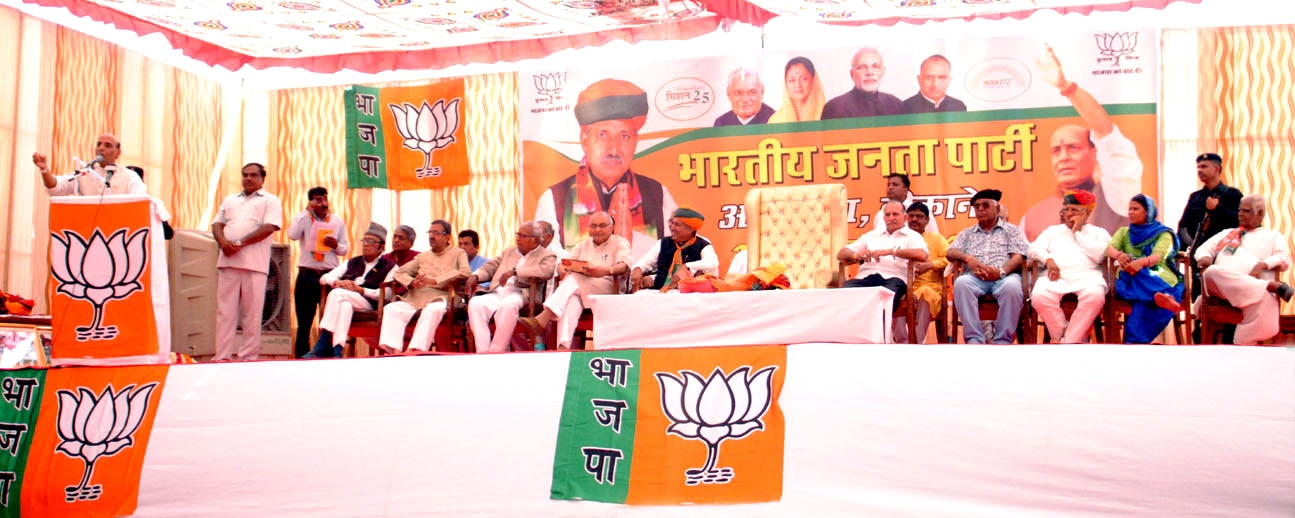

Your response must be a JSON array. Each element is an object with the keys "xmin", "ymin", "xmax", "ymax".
[{"xmin": 32, "ymin": 133, "xmax": 147, "ymax": 196}]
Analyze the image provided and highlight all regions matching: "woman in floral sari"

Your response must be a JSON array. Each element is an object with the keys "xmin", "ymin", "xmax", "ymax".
[{"xmin": 1105, "ymin": 194, "xmax": 1184, "ymax": 343}]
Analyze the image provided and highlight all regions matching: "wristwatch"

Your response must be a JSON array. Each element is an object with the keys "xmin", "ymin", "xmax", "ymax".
[
  {"xmin": 998, "ymin": 268, "xmax": 1007, "ymax": 277},
  {"xmin": 233, "ymin": 239, "xmax": 242, "ymax": 247}
]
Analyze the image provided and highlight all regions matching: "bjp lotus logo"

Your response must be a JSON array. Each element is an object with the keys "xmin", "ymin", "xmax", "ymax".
[
  {"xmin": 1095, "ymin": 32, "xmax": 1138, "ymax": 66},
  {"xmin": 50, "ymin": 228, "xmax": 149, "ymax": 341},
  {"xmin": 388, "ymin": 98, "xmax": 461, "ymax": 179},
  {"xmin": 533, "ymin": 72, "xmax": 565, "ymax": 104},
  {"xmin": 656, "ymin": 365, "xmax": 776, "ymax": 485},
  {"xmin": 54, "ymin": 383, "xmax": 159, "ymax": 502}
]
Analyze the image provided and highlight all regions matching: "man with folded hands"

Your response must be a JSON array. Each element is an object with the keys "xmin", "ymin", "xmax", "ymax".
[{"xmin": 837, "ymin": 200, "xmax": 928, "ymax": 340}]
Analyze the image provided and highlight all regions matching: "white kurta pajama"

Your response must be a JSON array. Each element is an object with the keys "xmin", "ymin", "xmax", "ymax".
[
  {"xmin": 1028, "ymin": 223, "xmax": 1111, "ymax": 343},
  {"xmin": 1194, "ymin": 227, "xmax": 1292, "ymax": 344},
  {"xmin": 469, "ymin": 246, "xmax": 557, "ymax": 353},
  {"xmin": 317, "ymin": 259, "xmax": 386, "ymax": 347},
  {"xmin": 544, "ymin": 235, "xmax": 631, "ymax": 349}
]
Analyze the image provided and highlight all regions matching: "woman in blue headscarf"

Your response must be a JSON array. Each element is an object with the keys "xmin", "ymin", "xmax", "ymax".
[{"xmin": 1105, "ymin": 194, "xmax": 1184, "ymax": 343}]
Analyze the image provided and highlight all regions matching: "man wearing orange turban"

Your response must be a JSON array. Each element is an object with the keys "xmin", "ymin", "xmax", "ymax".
[
  {"xmin": 630, "ymin": 207, "xmax": 718, "ymax": 291},
  {"xmin": 534, "ymin": 78, "xmax": 678, "ymax": 263},
  {"xmin": 1027, "ymin": 189, "xmax": 1111, "ymax": 343}
]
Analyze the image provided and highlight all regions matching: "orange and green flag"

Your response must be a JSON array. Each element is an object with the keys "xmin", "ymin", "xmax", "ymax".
[
  {"xmin": 18, "ymin": 365, "xmax": 167, "ymax": 517},
  {"xmin": 551, "ymin": 345, "xmax": 786, "ymax": 505},
  {"xmin": 345, "ymin": 79, "xmax": 471, "ymax": 191}
]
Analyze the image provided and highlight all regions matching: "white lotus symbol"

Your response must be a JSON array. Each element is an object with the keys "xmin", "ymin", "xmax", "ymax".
[
  {"xmin": 54, "ymin": 383, "xmax": 159, "ymax": 502},
  {"xmin": 388, "ymin": 98, "xmax": 461, "ymax": 179},
  {"xmin": 50, "ymin": 228, "xmax": 150, "ymax": 341},
  {"xmin": 1095, "ymin": 32, "xmax": 1138, "ymax": 66},
  {"xmin": 656, "ymin": 365, "xmax": 776, "ymax": 485}
]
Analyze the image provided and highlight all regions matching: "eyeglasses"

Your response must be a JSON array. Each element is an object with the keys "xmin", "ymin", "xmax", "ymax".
[
  {"xmin": 515, "ymin": 232, "xmax": 539, "ymax": 239},
  {"xmin": 362, "ymin": 238, "xmax": 382, "ymax": 245},
  {"xmin": 428, "ymin": 230, "xmax": 448, "ymax": 236},
  {"xmin": 588, "ymin": 222, "xmax": 611, "ymax": 228}
]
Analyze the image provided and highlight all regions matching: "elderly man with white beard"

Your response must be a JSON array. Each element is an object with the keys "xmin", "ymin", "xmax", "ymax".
[
  {"xmin": 1194, "ymin": 195, "xmax": 1293, "ymax": 344},
  {"xmin": 1028, "ymin": 190, "xmax": 1111, "ymax": 343}
]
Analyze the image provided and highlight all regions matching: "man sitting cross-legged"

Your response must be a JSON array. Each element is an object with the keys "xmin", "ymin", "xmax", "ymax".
[
  {"xmin": 304, "ymin": 223, "xmax": 397, "ymax": 358},
  {"xmin": 467, "ymin": 221, "xmax": 557, "ymax": 353},
  {"xmin": 519, "ymin": 211, "xmax": 630, "ymax": 349},
  {"xmin": 1194, "ymin": 195, "xmax": 1293, "ymax": 343}
]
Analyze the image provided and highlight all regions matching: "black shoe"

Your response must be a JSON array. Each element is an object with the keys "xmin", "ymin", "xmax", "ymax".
[{"xmin": 1277, "ymin": 283, "xmax": 1294, "ymax": 302}]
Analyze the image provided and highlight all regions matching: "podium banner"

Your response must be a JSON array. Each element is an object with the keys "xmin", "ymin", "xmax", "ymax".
[{"xmin": 48, "ymin": 196, "xmax": 169, "ymax": 362}]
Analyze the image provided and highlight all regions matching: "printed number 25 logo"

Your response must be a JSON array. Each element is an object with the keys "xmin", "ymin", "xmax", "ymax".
[
  {"xmin": 717, "ymin": 204, "xmax": 746, "ymax": 230},
  {"xmin": 691, "ymin": 89, "xmax": 711, "ymax": 104}
]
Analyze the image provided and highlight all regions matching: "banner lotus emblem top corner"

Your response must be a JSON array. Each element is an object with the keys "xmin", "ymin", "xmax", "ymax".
[
  {"xmin": 656, "ymin": 365, "xmax": 776, "ymax": 485},
  {"xmin": 388, "ymin": 98, "xmax": 461, "ymax": 179},
  {"xmin": 50, "ymin": 228, "xmax": 150, "ymax": 341}
]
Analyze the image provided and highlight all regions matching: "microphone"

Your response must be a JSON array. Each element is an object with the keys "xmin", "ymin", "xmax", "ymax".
[
  {"xmin": 87, "ymin": 154, "xmax": 106, "ymax": 169},
  {"xmin": 103, "ymin": 164, "xmax": 115, "ymax": 189}
]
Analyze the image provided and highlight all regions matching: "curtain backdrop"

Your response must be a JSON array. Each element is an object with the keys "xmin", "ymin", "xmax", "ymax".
[{"xmin": 1197, "ymin": 24, "xmax": 1295, "ymax": 312}]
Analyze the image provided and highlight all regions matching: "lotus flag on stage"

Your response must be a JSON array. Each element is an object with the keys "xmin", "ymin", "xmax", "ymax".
[
  {"xmin": 551, "ymin": 345, "xmax": 787, "ymax": 505},
  {"xmin": 48, "ymin": 196, "xmax": 170, "ymax": 363},
  {"xmin": 1, "ymin": 365, "xmax": 167, "ymax": 517},
  {"xmin": 345, "ymin": 79, "xmax": 471, "ymax": 191}
]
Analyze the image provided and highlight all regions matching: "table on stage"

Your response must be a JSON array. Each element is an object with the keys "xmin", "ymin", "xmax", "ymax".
[{"xmin": 590, "ymin": 287, "xmax": 894, "ymax": 349}]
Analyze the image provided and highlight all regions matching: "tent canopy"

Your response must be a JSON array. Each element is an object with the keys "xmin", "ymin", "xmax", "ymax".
[{"xmin": 13, "ymin": 0, "xmax": 1191, "ymax": 75}]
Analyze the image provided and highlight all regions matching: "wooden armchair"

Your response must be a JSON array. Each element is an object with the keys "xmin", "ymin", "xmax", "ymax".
[
  {"xmin": 1189, "ymin": 256, "xmax": 1284, "ymax": 345},
  {"xmin": 1023, "ymin": 258, "xmax": 1106, "ymax": 343},
  {"xmin": 539, "ymin": 271, "xmax": 631, "ymax": 351},
  {"xmin": 947, "ymin": 260, "xmax": 1035, "ymax": 344},
  {"xmin": 837, "ymin": 260, "xmax": 919, "ymax": 343},
  {"xmin": 1102, "ymin": 252, "xmax": 1191, "ymax": 344},
  {"xmin": 318, "ymin": 284, "xmax": 381, "ymax": 357},
  {"xmin": 745, "ymin": 184, "xmax": 848, "ymax": 289}
]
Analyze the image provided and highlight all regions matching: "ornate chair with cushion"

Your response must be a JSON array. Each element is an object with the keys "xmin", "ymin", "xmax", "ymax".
[{"xmin": 744, "ymin": 184, "xmax": 848, "ymax": 289}]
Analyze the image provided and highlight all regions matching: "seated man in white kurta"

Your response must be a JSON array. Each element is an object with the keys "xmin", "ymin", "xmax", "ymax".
[
  {"xmin": 1028, "ymin": 190, "xmax": 1111, "ymax": 343},
  {"xmin": 629, "ymin": 208, "xmax": 719, "ymax": 292},
  {"xmin": 519, "ymin": 211, "xmax": 630, "ymax": 350},
  {"xmin": 1193, "ymin": 195, "xmax": 1294, "ymax": 344},
  {"xmin": 467, "ymin": 221, "xmax": 557, "ymax": 353},
  {"xmin": 304, "ymin": 223, "xmax": 397, "ymax": 359},
  {"xmin": 837, "ymin": 200, "xmax": 928, "ymax": 341}
]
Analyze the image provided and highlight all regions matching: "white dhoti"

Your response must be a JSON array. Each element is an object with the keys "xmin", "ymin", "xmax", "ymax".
[
  {"xmin": 1202, "ymin": 262, "xmax": 1280, "ymax": 344},
  {"xmin": 544, "ymin": 277, "xmax": 589, "ymax": 350},
  {"xmin": 215, "ymin": 267, "xmax": 267, "ymax": 361},
  {"xmin": 318, "ymin": 289, "xmax": 375, "ymax": 346},
  {"xmin": 468, "ymin": 286, "xmax": 525, "ymax": 353},
  {"xmin": 1030, "ymin": 276, "xmax": 1106, "ymax": 344},
  {"xmin": 380, "ymin": 299, "xmax": 448, "ymax": 352}
]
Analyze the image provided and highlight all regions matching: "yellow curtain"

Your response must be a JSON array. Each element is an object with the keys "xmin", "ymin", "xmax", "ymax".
[{"xmin": 1197, "ymin": 24, "xmax": 1295, "ymax": 311}]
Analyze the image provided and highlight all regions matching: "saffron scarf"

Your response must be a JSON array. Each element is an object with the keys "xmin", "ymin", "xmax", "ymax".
[{"xmin": 562, "ymin": 162, "xmax": 648, "ymax": 248}]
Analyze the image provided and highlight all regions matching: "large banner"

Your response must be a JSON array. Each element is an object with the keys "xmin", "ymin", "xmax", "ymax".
[
  {"xmin": 344, "ymin": 79, "xmax": 471, "ymax": 191},
  {"xmin": 521, "ymin": 30, "xmax": 1159, "ymax": 269}
]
